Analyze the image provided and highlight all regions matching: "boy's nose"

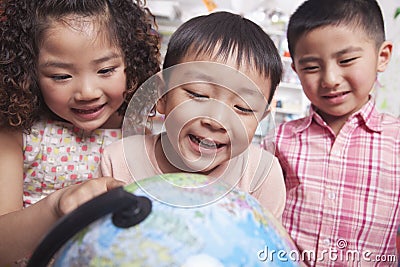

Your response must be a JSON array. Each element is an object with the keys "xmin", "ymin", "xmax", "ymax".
[
  {"xmin": 200, "ymin": 116, "xmax": 225, "ymax": 131},
  {"xmin": 200, "ymin": 100, "xmax": 237, "ymax": 132},
  {"xmin": 321, "ymin": 65, "xmax": 340, "ymax": 89}
]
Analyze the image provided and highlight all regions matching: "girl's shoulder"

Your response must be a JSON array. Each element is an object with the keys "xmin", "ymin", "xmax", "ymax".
[{"xmin": 0, "ymin": 127, "xmax": 23, "ymax": 150}]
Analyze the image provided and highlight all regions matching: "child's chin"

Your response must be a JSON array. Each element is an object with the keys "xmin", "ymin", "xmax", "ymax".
[{"xmin": 183, "ymin": 160, "xmax": 219, "ymax": 174}]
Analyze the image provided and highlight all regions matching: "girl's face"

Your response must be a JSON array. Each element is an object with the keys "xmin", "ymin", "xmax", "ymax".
[
  {"xmin": 37, "ymin": 17, "xmax": 126, "ymax": 131},
  {"xmin": 292, "ymin": 25, "xmax": 391, "ymax": 131},
  {"xmin": 156, "ymin": 56, "xmax": 271, "ymax": 174}
]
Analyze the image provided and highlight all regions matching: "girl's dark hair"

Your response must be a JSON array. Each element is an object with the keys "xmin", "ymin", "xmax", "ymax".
[
  {"xmin": 163, "ymin": 11, "xmax": 282, "ymax": 104},
  {"xmin": 287, "ymin": 0, "xmax": 386, "ymax": 58},
  {"xmin": 0, "ymin": 0, "xmax": 160, "ymax": 132}
]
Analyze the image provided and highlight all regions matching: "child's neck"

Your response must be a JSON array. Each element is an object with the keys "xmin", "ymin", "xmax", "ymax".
[
  {"xmin": 326, "ymin": 118, "xmax": 346, "ymax": 136},
  {"xmin": 319, "ymin": 111, "xmax": 354, "ymax": 137},
  {"xmin": 316, "ymin": 97, "xmax": 371, "ymax": 136},
  {"xmin": 45, "ymin": 112, "xmax": 122, "ymax": 131},
  {"xmin": 99, "ymin": 112, "xmax": 123, "ymax": 129}
]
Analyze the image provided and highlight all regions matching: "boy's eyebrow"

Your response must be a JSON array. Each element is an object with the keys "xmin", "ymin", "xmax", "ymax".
[
  {"xmin": 335, "ymin": 46, "xmax": 363, "ymax": 56},
  {"xmin": 236, "ymin": 87, "xmax": 262, "ymax": 96},
  {"xmin": 298, "ymin": 56, "xmax": 319, "ymax": 65},
  {"xmin": 184, "ymin": 71, "xmax": 215, "ymax": 82},
  {"xmin": 39, "ymin": 52, "xmax": 122, "ymax": 68}
]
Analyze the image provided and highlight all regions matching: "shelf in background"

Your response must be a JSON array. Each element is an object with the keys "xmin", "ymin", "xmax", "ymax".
[
  {"xmin": 279, "ymin": 82, "xmax": 302, "ymax": 90},
  {"xmin": 275, "ymin": 107, "xmax": 303, "ymax": 115}
]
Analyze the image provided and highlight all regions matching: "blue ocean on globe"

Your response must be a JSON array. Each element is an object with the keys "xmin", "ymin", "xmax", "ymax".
[{"xmin": 52, "ymin": 173, "xmax": 302, "ymax": 267}]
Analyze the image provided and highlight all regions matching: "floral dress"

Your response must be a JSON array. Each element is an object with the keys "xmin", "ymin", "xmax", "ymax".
[{"xmin": 22, "ymin": 120, "xmax": 122, "ymax": 207}]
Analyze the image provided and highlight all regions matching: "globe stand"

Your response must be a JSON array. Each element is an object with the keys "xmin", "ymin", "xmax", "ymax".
[{"xmin": 27, "ymin": 187, "xmax": 152, "ymax": 267}]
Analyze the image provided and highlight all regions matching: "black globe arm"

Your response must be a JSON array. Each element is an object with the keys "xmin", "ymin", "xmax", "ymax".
[{"xmin": 27, "ymin": 186, "xmax": 152, "ymax": 267}]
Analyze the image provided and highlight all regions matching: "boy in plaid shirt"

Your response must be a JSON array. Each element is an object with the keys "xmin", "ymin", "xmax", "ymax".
[{"xmin": 271, "ymin": 0, "xmax": 400, "ymax": 265}]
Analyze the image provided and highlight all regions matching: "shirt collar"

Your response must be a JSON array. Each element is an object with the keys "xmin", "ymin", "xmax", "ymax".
[
  {"xmin": 294, "ymin": 97, "xmax": 382, "ymax": 133},
  {"xmin": 357, "ymin": 97, "xmax": 382, "ymax": 132}
]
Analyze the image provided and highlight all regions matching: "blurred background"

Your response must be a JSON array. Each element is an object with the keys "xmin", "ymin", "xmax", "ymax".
[{"xmin": 145, "ymin": 0, "xmax": 400, "ymax": 127}]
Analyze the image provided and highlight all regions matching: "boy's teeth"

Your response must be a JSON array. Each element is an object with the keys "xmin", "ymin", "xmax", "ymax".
[
  {"xmin": 201, "ymin": 139, "xmax": 214, "ymax": 146},
  {"xmin": 200, "ymin": 139, "xmax": 216, "ymax": 148},
  {"xmin": 190, "ymin": 134, "xmax": 218, "ymax": 149}
]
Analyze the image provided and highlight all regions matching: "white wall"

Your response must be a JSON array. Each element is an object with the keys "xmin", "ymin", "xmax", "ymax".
[{"xmin": 375, "ymin": 0, "xmax": 400, "ymax": 117}]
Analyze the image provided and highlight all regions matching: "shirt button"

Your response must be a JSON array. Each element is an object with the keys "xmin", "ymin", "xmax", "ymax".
[
  {"xmin": 323, "ymin": 239, "xmax": 330, "ymax": 246},
  {"xmin": 328, "ymin": 192, "xmax": 336, "ymax": 200}
]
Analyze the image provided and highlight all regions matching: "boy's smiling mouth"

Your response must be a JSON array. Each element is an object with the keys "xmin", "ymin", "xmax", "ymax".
[
  {"xmin": 189, "ymin": 134, "xmax": 225, "ymax": 149},
  {"xmin": 323, "ymin": 91, "xmax": 350, "ymax": 99}
]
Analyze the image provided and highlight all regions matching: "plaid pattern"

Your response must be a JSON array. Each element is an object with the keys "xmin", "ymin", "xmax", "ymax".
[{"xmin": 274, "ymin": 100, "xmax": 400, "ymax": 266}]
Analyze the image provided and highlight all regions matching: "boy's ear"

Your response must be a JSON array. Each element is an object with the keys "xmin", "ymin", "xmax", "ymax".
[
  {"xmin": 377, "ymin": 41, "xmax": 392, "ymax": 72},
  {"xmin": 155, "ymin": 73, "xmax": 168, "ymax": 115},
  {"xmin": 261, "ymin": 104, "xmax": 272, "ymax": 119},
  {"xmin": 156, "ymin": 95, "xmax": 166, "ymax": 115},
  {"xmin": 291, "ymin": 62, "xmax": 297, "ymax": 74}
]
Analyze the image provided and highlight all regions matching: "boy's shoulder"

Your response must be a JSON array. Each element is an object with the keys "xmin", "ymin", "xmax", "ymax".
[
  {"xmin": 275, "ymin": 116, "xmax": 311, "ymax": 138},
  {"xmin": 247, "ymin": 143, "xmax": 279, "ymax": 167},
  {"xmin": 361, "ymin": 100, "xmax": 400, "ymax": 136},
  {"xmin": 376, "ymin": 112, "xmax": 400, "ymax": 136},
  {"xmin": 378, "ymin": 112, "xmax": 400, "ymax": 126},
  {"xmin": 104, "ymin": 134, "xmax": 150, "ymax": 148},
  {"xmin": 231, "ymin": 144, "xmax": 278, "ymax": 171},
  {"xmin": 248, "ymin": 143, "xmax": 274, "ymax": 155},
  {"xmin": 276, "ymin": 106, "xmax": 400, "ymax": 138}
]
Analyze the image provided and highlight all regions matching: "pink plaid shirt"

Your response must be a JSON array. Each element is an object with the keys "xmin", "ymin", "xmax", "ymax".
[{"xmin": 274, "ymin": 100, "xmax": 400, "ymax": 266}]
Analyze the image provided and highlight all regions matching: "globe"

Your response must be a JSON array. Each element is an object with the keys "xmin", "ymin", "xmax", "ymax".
[{"xmin": 28, "ymin": 173, "xmax": 302, "ymax": 267}]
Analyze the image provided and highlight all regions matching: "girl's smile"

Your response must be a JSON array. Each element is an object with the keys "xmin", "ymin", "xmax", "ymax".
[{"xmin": 71, "ymin": 103, "xmax": 107, "ymax": 120}]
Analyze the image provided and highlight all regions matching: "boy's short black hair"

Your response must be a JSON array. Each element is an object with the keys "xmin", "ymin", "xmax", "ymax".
[
  {"xmin": 287, "ymin": 0, "xmax": 385, "ymax": 58},
  {"xmin": 163, "ymin": 11, "xmax": 282, "ymax": 103}
]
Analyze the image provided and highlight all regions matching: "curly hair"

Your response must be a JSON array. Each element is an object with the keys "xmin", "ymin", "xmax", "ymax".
[{"xmin": 0, "ymin": 0, "xmax": 160, "ymax": 132}]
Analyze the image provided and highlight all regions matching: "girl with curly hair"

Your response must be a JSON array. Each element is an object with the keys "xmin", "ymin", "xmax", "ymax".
[{"xmin": 0, "ymin": 0, "xmax": 159, "ymax": 264}]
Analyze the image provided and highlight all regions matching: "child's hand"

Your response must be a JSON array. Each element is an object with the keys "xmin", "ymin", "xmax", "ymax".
[{"xmin": 51, "ymin": 177, "xmax": 126, "ymax": 217}]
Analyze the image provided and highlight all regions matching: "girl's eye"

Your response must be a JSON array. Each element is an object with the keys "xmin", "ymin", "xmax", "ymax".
[
  {"xmin": 185, "ymin": 89, "xmax": 208, "ymax": 99},
  {"xmin": 51, "ymin": 74, "xmax": 71, "ymax": 81},
  {"xmin": 98, "ymin": 67, "xmax": 117, "ymax": 75},
  {"xmin": 234, "ymin": 105, "xmax": 254, "ymax": 114}
]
